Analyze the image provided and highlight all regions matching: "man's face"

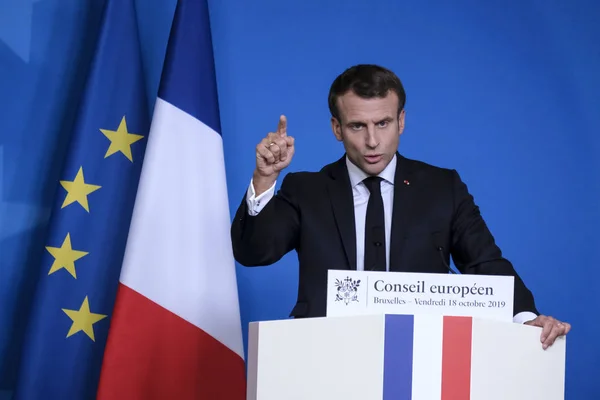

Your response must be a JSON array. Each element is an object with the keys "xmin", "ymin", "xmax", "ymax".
[{"xmin": 331, "ymin": 90, "xmax": 405, "ymax": 176}]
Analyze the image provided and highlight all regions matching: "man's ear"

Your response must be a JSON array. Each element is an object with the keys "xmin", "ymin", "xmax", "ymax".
[
  {"xmin": 331, "ymin": 116, "xmax": 343, "ymax": 141},
  {"xmin": 398, "ymin": 109, "xmax": 406, "ymax": 136}
]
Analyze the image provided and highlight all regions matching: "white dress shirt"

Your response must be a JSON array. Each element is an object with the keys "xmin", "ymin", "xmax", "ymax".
[{"xmin": 245, "ymin": 155, "xmax": 536, "ymax": 324}]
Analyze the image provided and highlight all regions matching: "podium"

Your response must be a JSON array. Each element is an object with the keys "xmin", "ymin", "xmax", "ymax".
[{"xmin": 246, "ymin": 313, "xmax": 566, "ymax": 399}]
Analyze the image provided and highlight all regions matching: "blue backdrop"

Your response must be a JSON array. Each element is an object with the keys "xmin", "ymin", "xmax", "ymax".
[{"xmin": 1, "ymin": 0, "xmax": 598, "ymax": 398}]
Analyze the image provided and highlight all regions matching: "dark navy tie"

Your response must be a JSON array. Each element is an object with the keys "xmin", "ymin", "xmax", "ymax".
[{"xmin": 363, "ymin": 176, "xmax": 386, "ymax": 271}]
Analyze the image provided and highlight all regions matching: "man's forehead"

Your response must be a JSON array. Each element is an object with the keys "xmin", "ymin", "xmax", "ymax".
[{"xmin": 340, "ymin": 96, "xmax": 398, "ymax": 120}]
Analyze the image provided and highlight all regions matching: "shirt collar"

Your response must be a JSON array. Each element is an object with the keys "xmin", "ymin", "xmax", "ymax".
[{"xmin": 346, "ymin": 154, "xmax": 397, "ymax": 188}]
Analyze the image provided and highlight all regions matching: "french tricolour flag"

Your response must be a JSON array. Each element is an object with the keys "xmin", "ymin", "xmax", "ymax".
[{"xmin": 97, "ymin": 0, "xmax": 245, "ymax": 398}]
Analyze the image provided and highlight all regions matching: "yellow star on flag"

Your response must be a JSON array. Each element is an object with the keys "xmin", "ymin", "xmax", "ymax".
[
  {"xmin": 59, "ymin": 166, "xmax": 101, "ymax": 212},
  {"xmin": 100, "ymin": 116, "xmax": 144, "ymax": 162},
  {"xmin": 46, "ymin": 233, "xmax": 88, "ymax": 279},
  {"xmin": 62, "ymin": 296, "xmax": 107, "ymax": 341}
]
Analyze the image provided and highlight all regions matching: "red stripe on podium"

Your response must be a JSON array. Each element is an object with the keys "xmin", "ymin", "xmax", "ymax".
[{"xmin": 441, "ymin": 316, "xmax": 472, "ymax": 400}]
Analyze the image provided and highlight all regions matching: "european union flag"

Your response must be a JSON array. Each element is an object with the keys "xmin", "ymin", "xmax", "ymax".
[{"xmin": 13, "ymin": 0, "xmax": 150, "ymax": 398}]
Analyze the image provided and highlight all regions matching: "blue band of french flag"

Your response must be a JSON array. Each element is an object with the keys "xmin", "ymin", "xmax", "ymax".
[{"xmin": 383, "ymin": 314, "xmax": 415, "ymax": 398}]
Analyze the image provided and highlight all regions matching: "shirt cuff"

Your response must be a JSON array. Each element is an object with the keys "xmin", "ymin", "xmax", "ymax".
[
  {"xmin": 513, "ymin": 311, "xmax": 538, "ymax": 324},
  {"xmin": 246, "ymin": 178, "xmax": 276, "ymax": 216}
]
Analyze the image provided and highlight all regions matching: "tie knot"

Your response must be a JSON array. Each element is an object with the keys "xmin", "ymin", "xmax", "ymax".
[{"xmin": 363, "ymin": 176, "xmax": 383, "ymax": 194}]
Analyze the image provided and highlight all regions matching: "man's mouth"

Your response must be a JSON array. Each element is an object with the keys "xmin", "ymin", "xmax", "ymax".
[{"xmin": 364, "ymin": 154, "xmax": 383, "ymax": 164}]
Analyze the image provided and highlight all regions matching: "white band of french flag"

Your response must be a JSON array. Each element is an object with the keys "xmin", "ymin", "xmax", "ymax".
[{"xmin": 97, "ymin": 0, "xmax": 245, "ymax": 398}]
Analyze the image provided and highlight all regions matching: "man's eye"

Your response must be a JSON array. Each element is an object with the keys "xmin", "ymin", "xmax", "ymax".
[{"xmin": 378, "ymin": 121, "xmax": 388, "ymax": 127}]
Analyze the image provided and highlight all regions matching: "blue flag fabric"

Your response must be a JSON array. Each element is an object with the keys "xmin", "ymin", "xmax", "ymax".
[{"xmin": 13, "ymin": 0, "xmax": 150, "ymax": 398}]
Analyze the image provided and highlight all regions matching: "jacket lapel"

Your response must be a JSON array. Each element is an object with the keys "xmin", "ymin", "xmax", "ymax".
[
  {"xmin": 389, "ymin": 154, "xmax": 416, "ymax": 272},
  {"xmin": 326, "ymin": 156, "xmax": 357, "ymax": 270}
]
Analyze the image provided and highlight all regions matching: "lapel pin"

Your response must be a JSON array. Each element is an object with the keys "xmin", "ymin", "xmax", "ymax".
[{"xmin": 403, "ymin": 180, "xmax": 410, "ymax": 185}]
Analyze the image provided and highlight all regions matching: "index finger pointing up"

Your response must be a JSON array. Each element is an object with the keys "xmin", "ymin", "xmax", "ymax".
[{"xmin": 277, "ymin": 115, "xmax": 287, "ymax": 137}]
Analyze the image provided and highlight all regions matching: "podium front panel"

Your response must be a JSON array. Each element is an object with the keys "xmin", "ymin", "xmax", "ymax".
[{"xmin": 247, "ymin": 314, "xmax": 566, "ymax": 400}]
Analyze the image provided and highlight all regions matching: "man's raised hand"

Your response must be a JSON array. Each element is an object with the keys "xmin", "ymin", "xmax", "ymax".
[{"xmin": 253, "ymin": 115, "xmax": 295, "ymax": 195}]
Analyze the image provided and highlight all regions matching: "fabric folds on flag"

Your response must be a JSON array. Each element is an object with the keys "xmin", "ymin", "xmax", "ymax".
[
  {"xmin": 13, "ymin": 1, "xmax": 150, "ymax": 398},
  {"xmin": 96, "ymin": 0, "xmax": 246, "ymax": 398}
]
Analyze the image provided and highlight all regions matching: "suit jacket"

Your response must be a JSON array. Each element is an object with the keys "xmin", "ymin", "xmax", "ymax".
[{"xmin": 231, "ymin": 153, "xmax": 538, "ymax": 319}]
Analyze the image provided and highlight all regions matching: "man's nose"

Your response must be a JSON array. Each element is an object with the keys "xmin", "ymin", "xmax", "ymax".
[{"xmin": 366, "ymin": 127, "xmax": 378, "ymax": 148}]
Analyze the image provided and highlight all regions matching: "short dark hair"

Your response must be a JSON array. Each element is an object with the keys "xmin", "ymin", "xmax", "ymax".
[{"xmin": 328, "ymin": 64, "xmax": 406, "ymax": 122}]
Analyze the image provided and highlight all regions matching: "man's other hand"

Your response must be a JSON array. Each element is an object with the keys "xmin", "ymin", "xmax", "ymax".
[{"xmin": 524, "ymin": 315, "xmax": 571, "ymax": 350}]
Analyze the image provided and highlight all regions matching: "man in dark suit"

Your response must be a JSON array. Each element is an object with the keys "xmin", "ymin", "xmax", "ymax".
[{"xmin": 231, "ymin": 64, "xmax": 570, "ymax": 349}]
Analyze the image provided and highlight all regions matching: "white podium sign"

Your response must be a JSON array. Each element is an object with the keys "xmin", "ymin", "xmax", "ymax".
[{"xmin": 326, "ymin": 270, "xmax": 515, "ymax": 322}]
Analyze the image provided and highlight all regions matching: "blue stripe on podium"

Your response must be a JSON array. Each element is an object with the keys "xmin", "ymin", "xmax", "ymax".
[{"xmin": 383, "ymin": 314, "xmax": 414, "ymax": 399}]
